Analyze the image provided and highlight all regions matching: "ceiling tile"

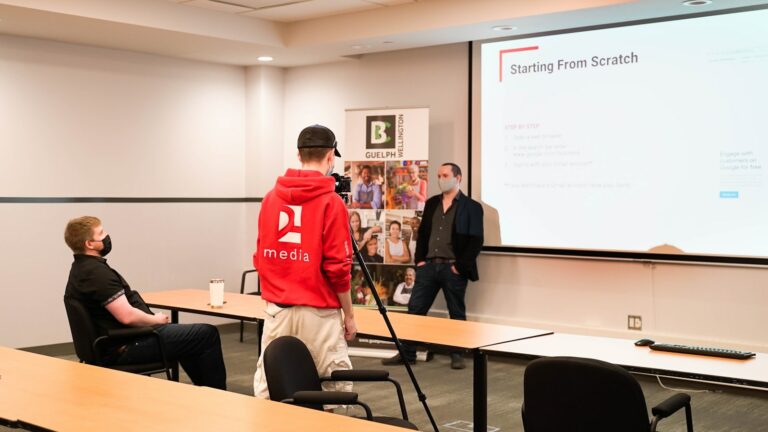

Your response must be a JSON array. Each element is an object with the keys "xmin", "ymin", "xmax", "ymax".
[
  {"xmin": 242, "ymin": 0, "xmax": 380, "ymax": 22},
  {"xmin": 364, "ymin": 0, "xmax": 416, "ymax": 6},
  {"xmin": 181, "ymin": 0, "xmax": 254, "ymax": 13},
  {"xmin": 218, "ymin": 0, "xmax": 304, "ymax": 7}
]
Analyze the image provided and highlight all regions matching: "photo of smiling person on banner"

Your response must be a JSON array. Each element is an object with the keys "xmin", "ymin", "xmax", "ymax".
[
  {"xmin": 405, "ymin": 214, "xmax": 422, "ymax": 258},
  {"xmin": 360, "ymin": 235, "xmax": 385, "ymax": 264},
  {"xmin": 348, "ymin": 209, "xmax": 382, "ymax": 250},
  {"xmin": 352, "ymin": 265, "xmax": 415, "ymax": 309},
  {"xmin": 385, "ymin": 161, "xmax": 428, "ymax": 210},
  {"xmin": 384, "ymin": 212, "xmax": 419, "ymax": 265},
  {"xmin": 390, "ymin": 266, "xmax": 417, "ymax": 307},
  {"xmin": 346, "ymin": 161, "xmax": 385, "ymax": 210}
]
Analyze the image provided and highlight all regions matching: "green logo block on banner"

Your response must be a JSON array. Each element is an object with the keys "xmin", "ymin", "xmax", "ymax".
[{"xmin": 366, "ymin": 115, "xmax": 396, "ymax": 149}]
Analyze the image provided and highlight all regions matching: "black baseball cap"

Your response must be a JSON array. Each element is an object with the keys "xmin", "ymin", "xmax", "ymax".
[{"xmin": 297, "ymin": 124, "xmax": 341, "ymax": 157}]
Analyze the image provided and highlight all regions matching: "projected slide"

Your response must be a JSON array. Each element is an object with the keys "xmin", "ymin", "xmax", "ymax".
[{"xmin": 480, "ymin": 8, "xmax": 768, "ymax": 258}]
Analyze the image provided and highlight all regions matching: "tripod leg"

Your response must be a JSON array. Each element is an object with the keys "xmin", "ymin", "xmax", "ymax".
[
  {"xmin": 170, "ymin": 310, "xmax": 180, "ymax": 382},
  {"xmin": 350, "ymin": 237, "xmax": 440, "ymax": 431},
  {"xmin": 473, "ymin": 350, "xmax": 487, "ymax": 432}
]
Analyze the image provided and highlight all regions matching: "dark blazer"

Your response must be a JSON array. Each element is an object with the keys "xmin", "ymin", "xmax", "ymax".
[{"xmin": 414, "ymin": 191, "xmax": 484, "ymax": 281}]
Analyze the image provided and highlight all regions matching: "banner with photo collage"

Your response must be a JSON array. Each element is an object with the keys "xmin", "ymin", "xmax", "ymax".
[{"xmin": 345, "ymin": 107, "xmax": 429, "ymax": 311}]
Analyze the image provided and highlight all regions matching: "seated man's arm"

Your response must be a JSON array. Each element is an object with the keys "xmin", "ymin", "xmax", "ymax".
[{"xmin": 106, "ymin": 295, "xmax": 168, "ymax": 327}]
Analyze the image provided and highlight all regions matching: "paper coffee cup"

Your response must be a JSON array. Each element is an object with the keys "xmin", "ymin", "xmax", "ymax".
[{"xmin": 209, "ymin": 278, "xmax": 224, "ymax": 308}]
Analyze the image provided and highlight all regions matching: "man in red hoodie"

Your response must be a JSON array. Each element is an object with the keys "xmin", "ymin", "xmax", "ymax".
[{"xmin": 252, "ymin": 124, "xmax": 357, "ymax": 401}]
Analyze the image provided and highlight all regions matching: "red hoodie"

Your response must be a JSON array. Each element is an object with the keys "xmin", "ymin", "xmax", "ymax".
[{"xmin": 253, "ymin": 169, "xmax": 352, "ymax": 308}]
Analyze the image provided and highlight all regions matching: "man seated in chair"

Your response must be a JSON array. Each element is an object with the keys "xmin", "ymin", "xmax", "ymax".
[{"xmin": 63, "ymin": 216, "xmax": 227, "ymax": 390}]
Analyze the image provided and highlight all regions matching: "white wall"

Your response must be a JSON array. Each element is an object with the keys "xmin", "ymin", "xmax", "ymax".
[
  {"xmin": 474, "ymin": 255, "xmax": 768, "ymax": 351},
  {"xmin": 245, "ymin": 65, "xmax": 285, "ymax": 197},
  {"xmin": 243, "ymin": 65, "xmax": 285, "ymax": 272},
  {"xmin": 0, "ymin": 36, "xmax": 246, "ymax": 197},
  {"xmin": 281, "ymin": 42, "xmax": 768, "ymax": 352},
  {"xmin": 0, "ymin": 35, "xmax": 251, "ymax": 347}
]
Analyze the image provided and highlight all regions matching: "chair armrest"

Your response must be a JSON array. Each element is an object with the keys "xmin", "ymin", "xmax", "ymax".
[
  {"xmin": 323, "ymin": 370, "xmax": 410, "ymax": 420},
  {"xmin": 652, "ymin": 393, "xmax": 691, "ymax": 419},
  {"xmin": 104, "ymin": 327, "xmax": 157, "ymax": 339},
  {"xmin": 328, "ymin": 369, "xmax": 390, "ymax": 382},
  {"xmin": 94, "ymin": 327, "xmax": 157, "ymax": 352},
  {"xmin": 95, "ymin": 327, "xmax": 172, "ymax": 379},
  {"xmin": 241, "ymin": 269, "xmax": 259, "ymax": 295},
  {"xmin": 289, "ymin": 391, "xmax": 359, "ymax": 406}
]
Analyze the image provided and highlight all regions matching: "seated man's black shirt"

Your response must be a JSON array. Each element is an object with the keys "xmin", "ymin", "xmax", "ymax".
[{"xmin": 65, "ymin": 254, "xmax": 153, "ymax": 334}]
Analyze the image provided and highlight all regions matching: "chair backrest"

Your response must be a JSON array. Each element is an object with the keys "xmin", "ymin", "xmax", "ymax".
[
  {"xmin": 63, "ymin": 295, "xmax": 101, "ymax": 364},
  {"xmin": 522, "ymin": 356, "xmax": 650, "ymax": 432},
  {"xmin": 263, "ymin": 336, "xmax": 324, "ymax": 410}
]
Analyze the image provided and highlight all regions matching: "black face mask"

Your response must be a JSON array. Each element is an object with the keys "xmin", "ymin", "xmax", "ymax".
[{"xmin": 98, "ymin": 234, "xmax": 112, "ymax": 257}]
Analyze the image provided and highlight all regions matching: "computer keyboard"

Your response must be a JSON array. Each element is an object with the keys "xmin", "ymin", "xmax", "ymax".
[{"xmin": 649, "ymin": 343, "xmax": 756, "ymax": 360}]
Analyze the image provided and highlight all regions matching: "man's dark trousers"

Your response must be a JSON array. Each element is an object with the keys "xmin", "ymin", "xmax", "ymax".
[
  {"xmin": 401, "ymin": 261, "xmax": 468, "ymax": 361},
  {"xmin": 115, "ymin": 323, "xmax": 227, "ymax": 389}
]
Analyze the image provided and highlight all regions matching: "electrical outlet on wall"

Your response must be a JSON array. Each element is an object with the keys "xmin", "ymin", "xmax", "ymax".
[{"xmin": 627, "ymin": 315, "xmax": 643, "ymax": 330}]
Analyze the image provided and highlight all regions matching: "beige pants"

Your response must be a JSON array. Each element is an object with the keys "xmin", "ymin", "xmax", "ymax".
[{"xmin": 253, "ymin": 303, "xmax": 353, "ymax": 403}]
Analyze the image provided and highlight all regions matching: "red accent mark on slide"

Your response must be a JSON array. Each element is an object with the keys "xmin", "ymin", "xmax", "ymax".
[{"xmin": 499, "ymin": 46, "xmax": 539, "ymax": 82}]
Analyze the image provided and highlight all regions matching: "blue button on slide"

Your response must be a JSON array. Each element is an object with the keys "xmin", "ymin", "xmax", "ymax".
[{"xmin": 720, "ymin": 191, "xmax": 739, "ymax": 199}]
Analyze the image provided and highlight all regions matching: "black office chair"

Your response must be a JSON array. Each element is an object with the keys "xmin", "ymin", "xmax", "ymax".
[
  {"xmin": 263, "ymin": 336, "xmax": 418, "ymax": 430},
  {"xmin": 239, "ymin": 269, "xmax": 262, "ymax": 343},
  {"xmin": 63, "ymin": 295, "xmax": 171, "ymax": 379},
  {"xmin": 522, "ymin": 356, "xmax": 694, "ymax": 432}
]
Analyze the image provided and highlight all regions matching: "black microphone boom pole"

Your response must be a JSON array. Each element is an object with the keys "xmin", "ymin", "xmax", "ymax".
[{"xmin": 351, "ymin": 237, "xmax": 439, "ymax": 432}]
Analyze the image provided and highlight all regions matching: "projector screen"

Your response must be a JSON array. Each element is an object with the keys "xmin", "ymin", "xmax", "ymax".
[{"xmin": 474, "ymin": 6, "xmax": 768, "ymax": 264}]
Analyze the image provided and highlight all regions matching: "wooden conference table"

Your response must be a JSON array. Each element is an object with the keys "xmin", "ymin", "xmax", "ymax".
[
  {"xmin": 0, "ymin": 346, "xmax": 409, "ymax": 432},
  {"xmin": 143, "ymin": 289, "xmax": 553, "ymax": 432},
  {"xmin": 481, "ymin": 332, "xmax": 768, "ymax": 390}
]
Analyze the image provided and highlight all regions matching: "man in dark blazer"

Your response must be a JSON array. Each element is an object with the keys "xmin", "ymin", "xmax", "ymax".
[{"xmin": 383, "ymin": 162, "xmax": 484, "ymax": 369}]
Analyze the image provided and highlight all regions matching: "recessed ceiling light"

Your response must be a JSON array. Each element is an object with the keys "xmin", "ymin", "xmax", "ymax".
[
  {"xmin": 682, "ymin": 0, "xmax": 712, "ymax": 5},
  {"xmin": 257, "ymin": 56, "xmax": 273, "ymax": 62},
  {"xmin": 492, "ymin": 25, "xmax": 518, "ymax": 32}
]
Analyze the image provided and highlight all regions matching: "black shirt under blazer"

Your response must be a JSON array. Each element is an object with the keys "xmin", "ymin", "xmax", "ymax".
[{"xmin": 415, "ymin": 191, "xmax": 484, "ymax": 281}]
